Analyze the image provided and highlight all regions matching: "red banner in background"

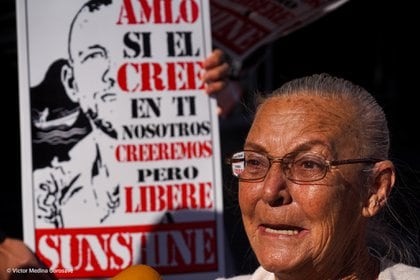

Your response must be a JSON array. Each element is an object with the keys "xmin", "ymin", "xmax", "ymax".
[{"xmin": 210, "ymin": 0, "xmax": 350, "ymax": 62}]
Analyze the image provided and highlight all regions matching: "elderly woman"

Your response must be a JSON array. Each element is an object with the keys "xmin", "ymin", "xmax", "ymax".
[{"xmin": 222, "ymin": 74, "xmax": 420, "ymax": 279}]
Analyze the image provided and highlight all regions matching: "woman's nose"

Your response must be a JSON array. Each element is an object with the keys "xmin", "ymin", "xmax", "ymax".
[{"xmin": 261, "ymin": 163, "xmax": 292, "ymax": 206}]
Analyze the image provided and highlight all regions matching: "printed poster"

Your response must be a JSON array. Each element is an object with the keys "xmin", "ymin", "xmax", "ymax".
[{"xmin": 17, "ymin": 0, "xmax": 225, "ymax": 279}]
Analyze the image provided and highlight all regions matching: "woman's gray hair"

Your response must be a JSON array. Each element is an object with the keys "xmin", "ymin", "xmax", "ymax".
[
  {"xmin": 257, "ymin": 73, "xmax": 390, "ymax": 160},
  {"xmin": 255, "ymin": 73, "xmax": 419, "ymax": 265}
]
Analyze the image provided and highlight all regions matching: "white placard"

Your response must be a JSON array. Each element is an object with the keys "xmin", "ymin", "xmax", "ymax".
[{"xmin": 17, "ymin": 0, "xmax": 225, "ymax": 279}]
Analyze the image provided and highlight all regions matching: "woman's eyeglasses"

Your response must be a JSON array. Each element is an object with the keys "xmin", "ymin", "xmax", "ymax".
[{"xmin": 226, "ymin": 150, "xmax": 382, "ymax": 183}]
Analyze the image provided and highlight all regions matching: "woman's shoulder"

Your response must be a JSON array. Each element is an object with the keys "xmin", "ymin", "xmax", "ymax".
[
  {"xmin": 379, "ymin": 259, "xmax": 420, "ymax": 280},
  {"xmin": 216, "ymin": 266, "xmax": 274, "ymax": 280}
]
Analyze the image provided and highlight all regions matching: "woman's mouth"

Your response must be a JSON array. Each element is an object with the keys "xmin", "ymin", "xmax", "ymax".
[{"xmin": 261, "ymin": 224, "xmax": 306, "ymax": 236}]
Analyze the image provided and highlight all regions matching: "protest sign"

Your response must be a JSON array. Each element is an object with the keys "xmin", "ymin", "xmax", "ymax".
[
  {"xmin": 17, "ymin": 1, "xmax": 225, "ymax": 279},
  {"xmin": 211, "ymin": 0, "xmax": 349, "ymax": 63}
]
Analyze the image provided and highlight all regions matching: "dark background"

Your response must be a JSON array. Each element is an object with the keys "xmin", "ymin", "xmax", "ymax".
[{"xmin": 1, "ymin": 0, "xmax": 419, "ymax": 275}]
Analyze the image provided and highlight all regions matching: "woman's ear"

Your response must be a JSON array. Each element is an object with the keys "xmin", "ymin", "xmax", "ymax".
[
  {"xmin": 362, "ymin": 160, "xmax": 395, "ymax": 217},
  {"xmin": 61, "ymin": 62, "xmax": 78, "ymax": 103}
]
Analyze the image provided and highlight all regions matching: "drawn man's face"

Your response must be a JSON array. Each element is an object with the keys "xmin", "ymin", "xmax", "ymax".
[{"xmin": 67, "ymin": 3, "xmax": 122, "ymax": 137}]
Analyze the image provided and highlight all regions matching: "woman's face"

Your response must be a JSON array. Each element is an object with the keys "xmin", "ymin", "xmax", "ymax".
[{"xmin": 239, "ymin": 95, "xmax": 367, "ymax": 277}]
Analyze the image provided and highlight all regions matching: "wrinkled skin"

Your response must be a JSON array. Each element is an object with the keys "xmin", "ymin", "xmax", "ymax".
[{"xmin": 239, "ymin": 94, "xmax": 394, "ymax": 280}]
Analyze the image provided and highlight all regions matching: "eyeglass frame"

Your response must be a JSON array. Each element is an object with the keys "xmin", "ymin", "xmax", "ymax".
[{"xmin": 226, "ymin": 150, "xmax": 383, "ymax": 183}]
